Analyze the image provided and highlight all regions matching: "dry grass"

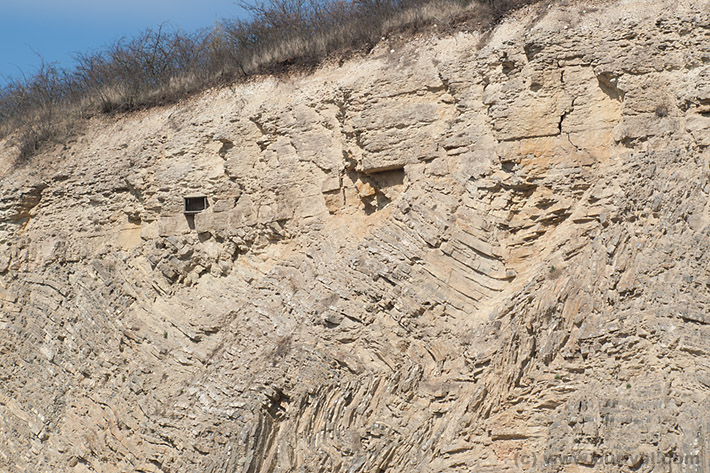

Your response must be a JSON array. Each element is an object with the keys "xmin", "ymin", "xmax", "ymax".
[{"xmin": 0, "ymin": 0, "xmax": 538, "ymax": 163}]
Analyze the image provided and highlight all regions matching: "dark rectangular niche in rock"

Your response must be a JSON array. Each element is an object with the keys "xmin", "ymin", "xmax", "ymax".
[{"xmin": 184, "ymin": 196, "xmax": 208, "ymax": 214}]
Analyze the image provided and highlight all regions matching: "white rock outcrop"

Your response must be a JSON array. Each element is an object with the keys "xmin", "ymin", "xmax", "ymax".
[{"xmin": 1, "ymin": 0, "xmax": 709, "ymax": 471}]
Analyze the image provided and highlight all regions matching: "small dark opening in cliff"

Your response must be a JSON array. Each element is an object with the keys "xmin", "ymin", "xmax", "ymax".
[
  {"xmin": 368, "ymin": 167, "xmax": 405, "ymax": 189},
  {"xmin": 184, "ymin": 196, "xmax": 208, "ymax": 214},
  {"xmin": 349, "ymin": 167, "xmax": 406, "ymax": 215},
  {"xmin": 596, "ymin": 72, "xmax": 623, "ymax": 101}
]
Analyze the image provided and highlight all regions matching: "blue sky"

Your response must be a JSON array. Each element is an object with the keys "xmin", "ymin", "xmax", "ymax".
[{"xmin": 0, "ymin": 0, "xmax": 247, "ymax": 85}]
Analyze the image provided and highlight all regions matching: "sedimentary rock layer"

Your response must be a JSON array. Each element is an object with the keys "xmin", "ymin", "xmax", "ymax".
[{"xmin": 1, "ymin": 0, "xmax": 709, "ymax": 471}]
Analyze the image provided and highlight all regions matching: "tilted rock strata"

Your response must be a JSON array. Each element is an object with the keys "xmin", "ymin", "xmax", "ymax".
[{"xmin": 1, "ymin": 0, "xmax": 709, "ymax": 471}]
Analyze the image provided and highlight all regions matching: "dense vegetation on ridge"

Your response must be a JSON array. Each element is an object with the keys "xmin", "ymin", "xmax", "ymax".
[{"xmin": 0, "ymin": 0, "xmax": 535, "ymax": 161}]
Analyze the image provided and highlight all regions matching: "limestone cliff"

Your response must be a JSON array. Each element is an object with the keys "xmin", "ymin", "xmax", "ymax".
[{"xmin": 1, "ymin": 0, "xmax": 710, "ymax": 471}]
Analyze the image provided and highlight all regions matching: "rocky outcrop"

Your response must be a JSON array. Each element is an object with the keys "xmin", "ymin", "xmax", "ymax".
[{"xmin": 1, "ymin": 0, "xmax": 709, "ymax": 471}]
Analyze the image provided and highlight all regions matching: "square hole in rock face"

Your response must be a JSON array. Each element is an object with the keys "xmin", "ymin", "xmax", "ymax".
[{"xmin": 184, "ymin": 196, "xmax": 208, "ymax": 214}]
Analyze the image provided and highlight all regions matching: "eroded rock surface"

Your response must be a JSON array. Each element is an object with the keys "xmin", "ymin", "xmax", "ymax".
[{"xmin": 1, "ymin": 0, "xmax": 710, "ymax": 471}]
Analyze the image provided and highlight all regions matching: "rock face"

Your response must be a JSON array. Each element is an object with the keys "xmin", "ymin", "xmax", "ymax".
[{"xmin": 1, "ymin": 0, "xmax": 710, "ymax": 471}]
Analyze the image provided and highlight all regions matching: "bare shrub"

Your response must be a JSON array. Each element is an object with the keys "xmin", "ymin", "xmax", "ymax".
[
  {"xmin": 271, "ymin": 335, "xmax": 293, "ymax": 365},
  {"xmin": 655, "ymin": 103, "xmax": 669, "ymax": 118},
  {"xmin": 0, "ymin": 0, "xmax": 538, "ymax": 162}
]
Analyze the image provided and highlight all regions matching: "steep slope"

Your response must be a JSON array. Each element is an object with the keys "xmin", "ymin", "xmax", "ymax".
[{"xmin": 1, "ymin": 0, "xmax": 709, "ymax": 472}]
